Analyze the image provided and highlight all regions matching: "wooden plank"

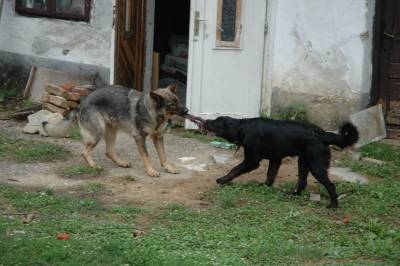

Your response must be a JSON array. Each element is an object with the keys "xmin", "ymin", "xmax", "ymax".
[
  {"xmin": 388, "ymin": 63, "xmax": 400, "ymax": 79},
  {"xmin": 151, "ymin": 52, "xmax": 159, "ymax": 90},
  {"xmin": 48, "ymin": 95, "xmax": 78, "ymax": 109},
  {"xmin": 387, "ymin": 128, "xmax": 400, "ymax": 139},
  {"xmin": 43, "ymin": 103, "xmax": 70, "ymax": 116},
  {"xmin": 45, "ymin": 83, "xmax": 68, "ymax": 98},
  {"xmin": 23, "ymin": 66, "xmax": 37, "ymax": 99},
  {"xmin": 388, "ymin": 81, "xmax": 400, "ymax": 99}
]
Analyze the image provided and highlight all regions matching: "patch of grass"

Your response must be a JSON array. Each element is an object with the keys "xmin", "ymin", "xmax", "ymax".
[
  {"xmin": 214, "ymin": 188, "xmax": 240, "ymax": 209},
  {"xmin": 85, "ymin": 183, "xmax": 107, "ymax": 194},
  {"xmin": 340, "ymin": 157, "xmax": 400, "ymax": 179},
  {"xmin": 359, "ymin": 142, "xmax": 400, "ymax": 163},
  {"xmin": 0, "ymin": 184, "xmax": 143, "ymax": 265},
  {"xmin": 21, "ymin": 99, "xmax": 35, "ymax": 108},
  {"xmin": 145, "ymin": 182, "xmax": 400, "ymax": 265},
  {"xmin": 68, "ymin": 127, "xmax": 82, "ymax": 140},
  {"xmin": 62, "ymin": 164, "xmax": 103, "ymax": 178},
  {"xmin": 340, "ymin": 141, "xmax": 400, "ymax": 179},
  {"xmin": 0, "ymin": 178, "xmax": 399, "ymax": 265},
  {"xmin": 275, "ymin": 103, "xmax": 308, "ymax": 122},
  {"xmin": 1, "ymin": 140, "xmax": 400, "ymax": 265},
  {"xmin": 0, "ymin": 134, "xmax": 69, "ymax": 162},
  {"xmin": 0, "ymin": 80, "xmax": 19, "ymax": 103}
]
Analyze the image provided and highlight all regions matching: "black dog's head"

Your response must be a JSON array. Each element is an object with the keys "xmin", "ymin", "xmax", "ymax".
[{"xmin": 204, "ymin": 116, "xmax": 242, "ymax": 143}]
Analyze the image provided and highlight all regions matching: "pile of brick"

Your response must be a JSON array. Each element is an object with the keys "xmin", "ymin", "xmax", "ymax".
[{"xmin": 41, "ymin": 83, "xmax": 93, "ymax": 116}]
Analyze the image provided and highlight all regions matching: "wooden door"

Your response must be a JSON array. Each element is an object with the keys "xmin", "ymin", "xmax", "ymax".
[
  {"xmin": 114, "ymin": 0, "xmax": 146, "ymax": 90},
  {"xmin": 377, "ymin": 0, "xmax": 400, "ymax": 125}
]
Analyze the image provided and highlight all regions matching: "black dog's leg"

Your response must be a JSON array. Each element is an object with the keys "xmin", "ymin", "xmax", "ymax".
[
  {"xmin": 264, "ymin": 159, "xmax": 282, "ymax": 186},
  {"xmin": 310, "ymin": 166, "xmax": 338, "ymax": 208},
  {"xmin": 293, "ymin": 157, "xmax": 309, "ymax": 195},
  {"xmin": 217, "ymin": 159, "xmax": 260, "ymax": 184},
  {"xmin": 217, "ymin": 146, "xmax": 260, "ymax": 184}
]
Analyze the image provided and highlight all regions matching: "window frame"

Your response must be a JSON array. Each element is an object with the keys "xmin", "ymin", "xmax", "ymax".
[
  {"xmin": 215, "ymin": 0, "xmax": 243, "ymax": 49},
  {"xmin": 15, "ymin": 0, "xmax": 91, "ymax": 22}
]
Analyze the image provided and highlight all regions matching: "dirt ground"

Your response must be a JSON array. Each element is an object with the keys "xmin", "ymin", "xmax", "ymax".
[{"xmin": 0, "ymin": 120, "xmax": 346, "ymax": 208}]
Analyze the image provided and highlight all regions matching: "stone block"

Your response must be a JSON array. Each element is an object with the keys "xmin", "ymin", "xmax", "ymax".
[{"xmin": 349, "ymin": 104, "xmax": 386, "ymax": 148}]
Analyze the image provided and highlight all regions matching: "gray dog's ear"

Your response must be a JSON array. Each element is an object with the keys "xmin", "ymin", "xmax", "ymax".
[
  {"xmin": 150, "ymin": 91, "xmax": 164, "ymax": 108},
  {"xmin": 168, "ymin": 83, "xmax": 179, "ymax": 94}
]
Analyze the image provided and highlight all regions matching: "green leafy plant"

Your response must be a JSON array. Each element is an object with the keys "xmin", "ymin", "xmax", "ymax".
[
  {"xmin": 62, "ymin": 164, "xmax": 103, "ymax": 178},
  {"xmin": 0, "ymin": 134, "xmax": 69, "ymax": 162},
  {"xmin": 275, "ymin": 103, "xmax": 308, "ymax": 122}
]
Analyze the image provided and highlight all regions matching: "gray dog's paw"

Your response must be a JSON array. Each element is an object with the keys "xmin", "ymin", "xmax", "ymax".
[
  {"xmin": 147, "ymin": 168, "xmax": 161, "ymax": 177},
  {"xmin": 164, "ymin": 163, "xmax": 180, "ymax": 174}
]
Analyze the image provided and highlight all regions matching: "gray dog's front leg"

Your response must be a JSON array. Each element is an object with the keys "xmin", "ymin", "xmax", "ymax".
[
  {"xmin": 152, "ymin": 135, "xmax": 179, "ymax": 174},
  {"xmin": 134, "ymin": 136, "xmax": 160, "ymax": 177}
]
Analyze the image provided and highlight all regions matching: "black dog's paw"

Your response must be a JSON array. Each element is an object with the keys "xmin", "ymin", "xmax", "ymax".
[
  {"xmin": 216, "ymin": 177, "xmax": 231, "ymax": 185},
  {"xmin": 292, "ymin": 190, "xmax": 301, "ymax": 196},
  {"xmin": 327, "ymin": 202, "xmax": 338, "ymax": 209},
  {"xmin": 259, "ymin": 182, "xmax": 273, "ymax": 187}
]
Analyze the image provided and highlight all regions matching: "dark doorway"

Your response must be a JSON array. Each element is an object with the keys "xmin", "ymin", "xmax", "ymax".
[
  {"xmin": 372, "ymin": 0, "xmax": 400, "ymax": 136},
  {"xmin": 153, "ymin": 0, "xmax": 190, "ymax": 106}
]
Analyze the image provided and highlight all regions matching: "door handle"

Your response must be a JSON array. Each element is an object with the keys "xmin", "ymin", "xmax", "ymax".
[{"xmin": 194, "ymin": 11, "xmax": 207, "ymax": 37}]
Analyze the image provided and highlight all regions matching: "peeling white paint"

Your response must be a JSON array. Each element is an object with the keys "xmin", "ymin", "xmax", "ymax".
[
  {"xmin": 0, "ymin": 0, "xmax": 113, "ymax": 68},
  {"xmin": 267, "ymin": 0, "xmax": 375, "ymax": 100}
]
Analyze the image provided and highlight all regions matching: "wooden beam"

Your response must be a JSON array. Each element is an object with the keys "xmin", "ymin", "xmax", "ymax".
[
  {"xmin": 23, "ymin": 66, "xmax": 36, "ymax": 99},
  {"xmin": 152, "ymin": 52, "xmax": 159, "ymax": 90}
]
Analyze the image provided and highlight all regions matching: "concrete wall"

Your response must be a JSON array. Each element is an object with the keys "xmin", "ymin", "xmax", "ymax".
[
  {"xmin": 266, "ymin": 0, "xmax": 375, "ymax": 129},
  {"xmin": 0, "ymin": 0, "xmax": 113, "ymax": 87}
]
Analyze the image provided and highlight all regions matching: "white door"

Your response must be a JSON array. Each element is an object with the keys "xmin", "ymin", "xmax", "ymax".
[{"xmin": 186, "ymin": 0, "xmax": 267, "ymax": 127}]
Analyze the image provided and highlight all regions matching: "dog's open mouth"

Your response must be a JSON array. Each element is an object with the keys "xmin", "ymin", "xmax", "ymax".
[{"xmin": 184, "ymin": 114, "xmax": 215, "ymax": 136}]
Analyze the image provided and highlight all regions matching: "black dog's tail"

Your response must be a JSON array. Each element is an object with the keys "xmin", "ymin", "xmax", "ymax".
[{"xmin": 321, "ymin": 122, "xmax": 359, "ymax": 149}]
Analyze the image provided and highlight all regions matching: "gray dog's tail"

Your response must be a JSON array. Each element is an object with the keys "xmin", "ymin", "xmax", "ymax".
[{"xmin": 321, "ymin": 122, "xmax": 359, "ymax": 149}]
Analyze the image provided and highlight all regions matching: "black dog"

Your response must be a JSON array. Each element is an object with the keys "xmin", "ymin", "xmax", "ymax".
[{"xmin": 204, "ymin": 117, "xmax": 359, "ymax": 208}]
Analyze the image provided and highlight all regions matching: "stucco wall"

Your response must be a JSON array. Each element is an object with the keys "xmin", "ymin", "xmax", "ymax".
[
  {"xmin": 267, "ymin": 0, "xmax": 375, "ymax": 128},
  {"xmin": 0, "ymin": 0, "xmax": 113, "ymax": 87}
]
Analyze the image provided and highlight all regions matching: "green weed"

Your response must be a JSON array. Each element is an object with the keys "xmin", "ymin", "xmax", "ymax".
[
  {"xmin": 62, "ymin": 165, "xmax": 103, "ymax": 178},
  {"xmin": 0, "ymin": 134, "xmax": 69, "ymax": 162}
]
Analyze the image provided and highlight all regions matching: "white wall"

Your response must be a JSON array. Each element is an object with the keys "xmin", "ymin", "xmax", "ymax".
[
  {"xmin": 0, "ymin": 0, "xmax": 113, "ymax": 68},
  {"xmin": 269, "ymin": 0, "xmax": 374, "ymax": 98},
  {"xmin": 264, "ymin": 0, "xmax": 375, "ymax": 127}
]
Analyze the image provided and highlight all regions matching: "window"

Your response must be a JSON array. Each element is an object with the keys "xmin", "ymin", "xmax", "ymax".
[
  {"xmin": 16, "ymin": 0, "xmax": 91, "ymax": 22},
  {"xmin": 216, "ymin": 0, "xmax": 242, "ymax": 48}
]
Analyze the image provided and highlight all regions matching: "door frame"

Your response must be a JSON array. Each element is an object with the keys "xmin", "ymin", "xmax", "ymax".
[
  {"xmin": 260, "ymin": 0, "xmax": 276, "ymax": 116},
  {"xmin": 111, "ymin": 0, "xmax": 147, "ymax": 90},
  {"xmin": 370, "ymin": 0, "xmax": 384, "ymax": 107}
]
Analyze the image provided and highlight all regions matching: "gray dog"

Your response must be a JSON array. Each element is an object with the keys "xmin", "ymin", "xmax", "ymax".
[{"xmin": 77, "ymin": 84, "xmax": 188, "ymax": 177}]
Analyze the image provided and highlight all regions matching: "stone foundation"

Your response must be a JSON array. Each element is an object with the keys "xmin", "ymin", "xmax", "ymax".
[{"xmin": 271, "ymin": 89, "xmax": 370, "ymax": 130}]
